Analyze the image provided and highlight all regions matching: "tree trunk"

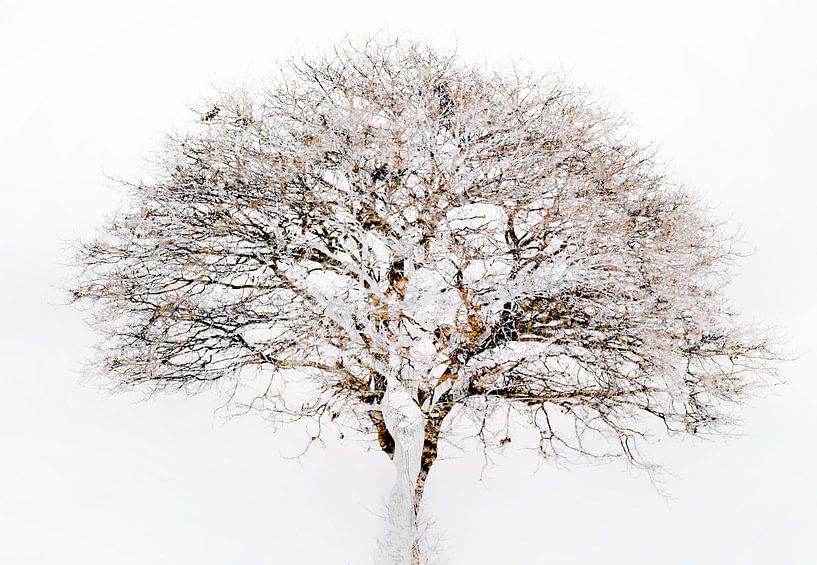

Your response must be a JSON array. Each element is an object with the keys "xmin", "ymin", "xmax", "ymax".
[
  {"xmin": 378, "ymin": 385, "xmax": 426, "ymax": 565},
  {"xmin": 377, "ymin": 382, "xmax": 452, "ymax": 565}
]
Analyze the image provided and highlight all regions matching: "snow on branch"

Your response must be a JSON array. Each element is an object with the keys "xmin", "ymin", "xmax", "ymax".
[{"xmin": 71, "ymin": 38, "xmax": 778, "ymax": 470}]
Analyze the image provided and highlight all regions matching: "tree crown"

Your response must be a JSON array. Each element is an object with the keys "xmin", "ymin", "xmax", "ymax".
[{"xmin": 72, "ymin": 39, "xmax": 776, "ymax": 468}]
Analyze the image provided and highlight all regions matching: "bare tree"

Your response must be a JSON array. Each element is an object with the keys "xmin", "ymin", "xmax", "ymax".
[{"xmin": 71, "ymin": 39, "xmax": 776, "ymax": 564}]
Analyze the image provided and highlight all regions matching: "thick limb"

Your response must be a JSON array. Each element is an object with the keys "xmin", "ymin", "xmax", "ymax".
[{"xmin": 413, "ymin": 404, "xmax": 452, "ymax": 509}]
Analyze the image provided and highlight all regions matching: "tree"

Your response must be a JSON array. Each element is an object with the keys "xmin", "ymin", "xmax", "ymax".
[{"xmin": 71, "ymin": 39, "xmax": 776, "ymax": 564}]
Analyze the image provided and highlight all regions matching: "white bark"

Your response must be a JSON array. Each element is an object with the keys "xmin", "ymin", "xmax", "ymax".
[{"xmin": 377, "ymin": 379, "xmax": 426, "ymax": 565}]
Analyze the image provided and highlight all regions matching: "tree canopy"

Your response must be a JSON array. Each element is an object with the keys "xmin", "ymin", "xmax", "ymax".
[{"xmin": 71, "ymin": 39, "xmax": 776, "ymax": 564}]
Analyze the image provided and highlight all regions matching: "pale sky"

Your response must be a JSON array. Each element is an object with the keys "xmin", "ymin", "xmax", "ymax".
[{"xmin": 1, "ymin": 1, "xmax": 815, "ymax": 563}]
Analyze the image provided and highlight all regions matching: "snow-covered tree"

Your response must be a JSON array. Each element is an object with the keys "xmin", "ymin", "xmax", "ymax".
[{"xmin": 71, "ymin": 39, "xmax": 776, "ymax": 564}]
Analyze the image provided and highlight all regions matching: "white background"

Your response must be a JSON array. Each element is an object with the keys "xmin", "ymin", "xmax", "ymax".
[{"xmin": 1, "ymin": 1, "xmax": 815, "ymax": 563}]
